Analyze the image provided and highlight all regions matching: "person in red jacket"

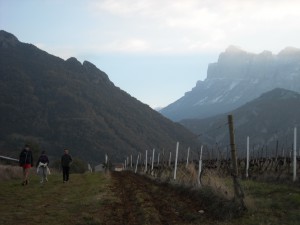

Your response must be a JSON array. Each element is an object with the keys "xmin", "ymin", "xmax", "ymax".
[{"xmin": 19, "ymin": 144, "xmax": 33, "ymax": 186}]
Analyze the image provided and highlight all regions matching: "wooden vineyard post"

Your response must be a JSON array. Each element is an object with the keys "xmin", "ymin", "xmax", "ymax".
[
  {"xmin": 174, "ymin": 142, "xmax": 179, "ymax": 180},
  {"xmin": 186, "ymin": 147, "xmax": 190, "ymax": 168},
  {"xmin": 246, "ymin": 136, "xmax": 250, "ymax": 178},
  {"xmin": 228, "ymin": 115, "xmax": 246, "ymax": 209},
  {"xmin": 198, "ymin": 145, "xmax": 203, "ymax": 187},
  {"xmin": 293, "ymin": 127, "xmax": 297, "ymax": 182}
]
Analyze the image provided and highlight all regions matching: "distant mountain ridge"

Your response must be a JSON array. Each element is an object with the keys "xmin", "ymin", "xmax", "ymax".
[
  {"xmin": 0, "ymin": 30, "xmax": 198, "ymax": 163},
  {"xmin": 181, "ymin": 88, "xmax": 300, "ymax": 156},
  {"xmin": 160, "ymin": 46, "xmax": 300, "ymax": 121}
]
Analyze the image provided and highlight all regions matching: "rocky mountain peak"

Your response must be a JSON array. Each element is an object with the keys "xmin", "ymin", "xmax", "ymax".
[
  {"xmin": 278, "ymin": 46, "xmax": 300, "ymax": 56},
  {"xmin": 83, "ymin": 60, "xmax": 110, "ymax": 83},
  {"xmin": 259, "ymin": 87, "xmax": 300, "ymax": 100},
  {"xmin": 66, "ymin": 57, "xmax": 82, "ymax": 65},
  {"xmin": 0, "ymin": 30, "xmax": 19, "ymax": 48},
  {"xmin": 65, "ymin": 57, "xmax": 83, "ymax": 71},
  {"xmin": 224, "ymin": 45, "xmax": 244, "ymax": 53}
]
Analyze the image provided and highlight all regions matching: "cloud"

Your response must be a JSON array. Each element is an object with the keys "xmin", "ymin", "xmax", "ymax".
[
  {"xmin": 31, "ymin": 0, "xmax": 300, "ymax": 57},
  {"xmin": 103, "ymin": 38, "xmax": 150, "ymax": 52},
  {"xmin": 86, "ymin": 0, "xmax": 300, "ymax": 54}
]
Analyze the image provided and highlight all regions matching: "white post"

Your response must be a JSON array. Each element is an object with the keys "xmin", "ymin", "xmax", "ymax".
[
  {"xmin": 151, "ymin": 149, "xmax": 155, "ymax": 170},
  {"xmin": 293, "ymin": 127, "xmax": 297, "ymax": 182},
  {"xmin": 186, "ymin": 147, "xmax": 190, "ymax": 168},
  {"xmin": 169, "ymin": 152, "xmax": 172, "ymax": 166},
  {"xmin": 246, "ymin": 136, "xmax": 250, "ymax": 178},
  {"xmin": 139, "ymin": 153, "xmax": 142, "ymax": 165},
  {"xmin": 105, "ymin": 154, "xmax": 108, "ymax": 164},
  {"xmin": 157, "ymin": 153, "xmax": 160, "ymax": 166},
  {"xmin": 124, "ymin": 159, "xmax": 127, "ymax": 170},
  {"xmin": 174, "ymin": 142, "xmax": 179, "ymax": 180},
  {"xmin": 131, "ymin": 155, "xmax": 133, "ymax": 168},
  {"xmin": 135, "ymin": 154, "xmax": 139, "ymax": 173},
  {"xmin": 145, "ymin": 150, "xmax": 148, "ymax": 173},
  {"xmin": 198, "ymin": 145, "xmax": 203, "ymax": 187}
]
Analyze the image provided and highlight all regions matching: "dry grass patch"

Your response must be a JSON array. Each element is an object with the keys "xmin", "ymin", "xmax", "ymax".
[{"xmin": 0, "ymin": 164, "xmax": 22, "ymax": 181}]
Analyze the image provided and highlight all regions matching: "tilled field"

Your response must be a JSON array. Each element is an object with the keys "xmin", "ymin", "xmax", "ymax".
[{"xmin": 101, "ymin": 171, "xmax": 215, "ymax": 225}]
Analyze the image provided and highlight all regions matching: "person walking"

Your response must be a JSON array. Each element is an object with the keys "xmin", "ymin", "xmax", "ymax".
[
  {"xmin": 19, "ymin": 144, "xmax": 33, "ymax": 186},
  {"xmin": 61, "ymin": 149, "xmax": 72, "ymax": 183},
  {"xmin": 36, "ymin": 150, "xmax": 50, "ymax": 184}
]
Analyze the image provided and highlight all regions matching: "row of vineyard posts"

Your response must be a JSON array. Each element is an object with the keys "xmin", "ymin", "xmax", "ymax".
[{"xmin": 104, "ymin": 115, "xmax": 299, "ymax": 184}]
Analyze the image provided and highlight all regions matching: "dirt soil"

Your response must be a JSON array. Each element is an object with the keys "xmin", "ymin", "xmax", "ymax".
[{"xmin": 101, "ymin": 171, "xmax": 215, "ymax": 225}]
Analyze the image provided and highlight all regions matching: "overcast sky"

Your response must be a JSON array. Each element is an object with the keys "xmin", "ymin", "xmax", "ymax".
[{"xmin": 1, "ymin": 0, "xmax": 300, "ymax": 108}]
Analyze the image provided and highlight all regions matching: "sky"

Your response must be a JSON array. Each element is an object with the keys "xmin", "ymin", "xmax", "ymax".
[{"xmin": 1, "ymin": 0, "xmax": 300, "ymax": 108}]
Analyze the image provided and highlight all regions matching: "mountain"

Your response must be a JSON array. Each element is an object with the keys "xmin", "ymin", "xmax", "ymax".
[
  {"xmin": 181, "ymin": 88, "xmax": 300, "ymax": 157},
  {"xmin": 160, "ymin": 46, "xmax": 300, "ymax": 121},
  {"xmin": 0, "ymin": 30, "xmax": 198, "ymax": 164}
]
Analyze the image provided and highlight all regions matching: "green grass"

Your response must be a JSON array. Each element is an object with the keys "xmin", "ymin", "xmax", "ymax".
[
  {"xmin": 227, "ymin": 180, "xmax": 300, "ymax": 225},
  {"xmin": 1, "ymin": 169, "xmax": 299, "ymax": 225},
  {"xmin": 0, "ymin": 172, "xmax": 115, "ymax": 225}
]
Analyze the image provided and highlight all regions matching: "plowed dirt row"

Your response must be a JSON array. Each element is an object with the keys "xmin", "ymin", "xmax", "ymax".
[{"xmin": 105, "ymin": 171, "xmax": 214, "ymax": 225}]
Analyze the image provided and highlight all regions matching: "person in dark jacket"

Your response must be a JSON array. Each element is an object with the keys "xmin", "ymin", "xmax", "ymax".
[
  {"xmin": 19, "ymin": 144, "xmax": 33, "ymax": 186},
  {"xmin": 61, "ymin": 149, "xmax": 72, "ymax": 183},
  {"xmin": 36, "ymin": 150, "xmax": 50, "ymax": 184}
]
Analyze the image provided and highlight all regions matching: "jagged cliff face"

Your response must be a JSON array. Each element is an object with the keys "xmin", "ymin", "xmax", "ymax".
[{"xmin": 160, "ymin": 46, "xmax": 300, "ymax": 121}]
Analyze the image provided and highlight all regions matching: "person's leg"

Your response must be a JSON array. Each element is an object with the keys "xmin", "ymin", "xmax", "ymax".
[
  {"xmin": 40, "ymin": 167, "xmax": 45, "ymax": 183},
  {"xmin": 22, "ymin": 167, "xmax": 26, "ymax": 185},
  {"xmin": 62, "ymin": 167, "xmax": 66, "ymax": 181},
  {"xmin": 66, "ymin": 167, "xmax": 70, "ymax": 181},
  {"xmin": 24, "ymin": 167, "xmax": 30, "ymax": 184},
  {"xmin": 44, "ymin": 167, "xmax": 48, "ymax": 182}
]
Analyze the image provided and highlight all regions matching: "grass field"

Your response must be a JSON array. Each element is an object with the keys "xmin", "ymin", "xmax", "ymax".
[
  {"xmin": 0, "ymin": 169, "xmax": 115, "ymax": 225},
  {"xmin": 0, "ymin": 166, "xmax": 299, "ymax": 225}
]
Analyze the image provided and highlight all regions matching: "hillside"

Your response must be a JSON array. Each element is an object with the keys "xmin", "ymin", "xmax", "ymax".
[
  {"xmin": 181, "ymin": 88, "xmax": 300, "ymax": 156},
  {"xmin": 160, "ymin": 46, "xmax": 300, "ymax": 121},
  {"xmin": 0, "ymin": 30, "xmax": 198, "ymax": 164}
]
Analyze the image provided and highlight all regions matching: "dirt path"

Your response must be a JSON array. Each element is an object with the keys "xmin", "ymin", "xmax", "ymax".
[{"xmin": 105, "ymin": 171, "xmax": 213, "ymax": 225}]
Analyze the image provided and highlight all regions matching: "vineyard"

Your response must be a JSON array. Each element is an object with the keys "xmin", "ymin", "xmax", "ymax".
[{"xmin": 119, "ymin": 116, "xmax": 300, "ymax": 186}]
